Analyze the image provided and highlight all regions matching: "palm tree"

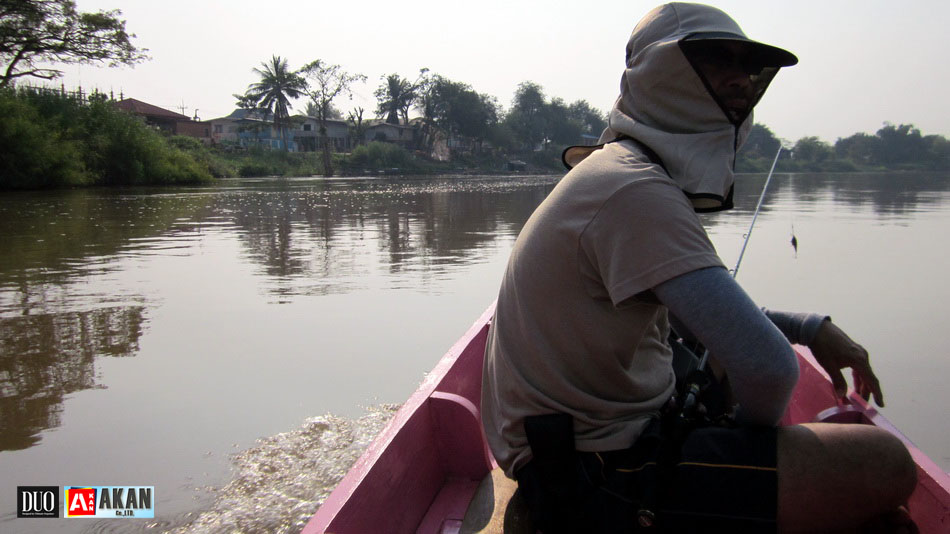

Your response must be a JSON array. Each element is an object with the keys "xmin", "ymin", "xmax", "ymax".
[
  {"xmin": 243, "ymin": 55, "xmax": 306, "ymax": 151},
  {"xmin": 375, "ymin": 74, "xmax": 412, "ymax": 124},
  {"xmin": 374, "ymin": 69, "xmax": 428, "ymax": 125}
]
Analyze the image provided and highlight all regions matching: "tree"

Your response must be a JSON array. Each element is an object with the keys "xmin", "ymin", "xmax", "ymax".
[
  {"xmin": 740, "ymin": 123, "xmax": 781, "ymax": 160},
  {"xmin": 923, "ymin": 134, "xmax": 950, "ymax": 170},
  {"xmin": 298, "ymin": 59, "xmax": 366, "ymax": 176},
  {"xmin": 230, "ymin": 91, "xmax": 270, "ymax": 147},
  {"xmin": 791, "ymin": 136, "xmax": 833, "ymax": 164},
  {"xmin": 0, "ymin": 0, "xmax": 148, "ymax": 87},
  {"xmin": 305, "ymin": 100, "xmax": 341, "ymax": 120},
  {"xmin": 375, "ymin": 74, "xmax": 408, "ymax": 124},
  {"xmin": 241, "ymin": 55, "xmax": 307, "ymax": 152},
  {"xmin": 545, "ymin": 97, "xmax": 580, "ymax": 147},
  {"xmin": 834, "ymin": 132, "xmax": 878, "ymax": 166},
  {"xmin": 874, "ymin": 123, "xmax": 924, "ymax": 166},
  {"xmin": 347, "ymin": 106, "xmax": 366, "ymax": 147},
  {"xmin": 505, "ymin": 81, "xmax": 548, "ymax": 150},
  {"xmin": 567, "ymin": 100, "xmax": 607, "ymax": 137},
  {"xmin": 416, "ymin": 75, "xmax": 499, "ymax": 155}
]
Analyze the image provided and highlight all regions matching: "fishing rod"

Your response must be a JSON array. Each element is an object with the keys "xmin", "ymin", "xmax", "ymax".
[{"xmin": 680, "ymin": 144, "xmax": 784, "ymax": 417}]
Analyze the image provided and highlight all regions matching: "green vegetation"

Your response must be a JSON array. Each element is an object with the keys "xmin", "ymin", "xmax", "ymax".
[
  {"xmin": 346, "ymin": 142, "xmax": 414, "ymax": 172},
  {"xmin": 236, "ymin": 55, "xmax": 307, "ymax": 153},
  {"xmin": 0, "ymin": 0, "xmax": 148, "ymax": 88},
  {"xmin": 296, "ymin": 59, "xmax": 366, "ymax": 176},
  {"xmin": 0, "ymin": 87, "xmax": 213, "ymax": 190},
  {"xmin": 738, "ymin": 123, "xmax": 950, "ymax": 173},
  {"xmin": 2, "ymin": 0, "xmax": 947, "ymax": 190},
  {"xmin": 4, "ymin": 69, "xmax": 947, "ymax": 190},
  {"xmin": 376, "ymin": 71, "xmax": 426, "ymax": 125}
]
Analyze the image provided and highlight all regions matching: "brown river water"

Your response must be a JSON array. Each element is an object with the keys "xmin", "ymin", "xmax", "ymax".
[{"xmin": 1, "ymin": 172, "xmax": 948, "ymax": 533}]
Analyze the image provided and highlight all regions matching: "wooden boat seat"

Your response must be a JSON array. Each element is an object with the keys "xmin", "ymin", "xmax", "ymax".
[{"xmin": 459, "ymin": 467, "xmax": 536, "ymax": 534}]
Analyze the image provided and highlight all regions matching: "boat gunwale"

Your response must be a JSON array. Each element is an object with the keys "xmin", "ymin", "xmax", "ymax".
[
  {"xmin": 301, "ymin": 303, "xmax": 497, "ymax": 534},
  {"xmin": 305, "ymin": 304, "xmax": 950, "ymax": 533}
]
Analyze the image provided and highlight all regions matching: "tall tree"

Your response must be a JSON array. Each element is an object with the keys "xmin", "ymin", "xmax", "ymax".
[
  {"xmin": 923, "ymin": 134, "xmax": 950, "ymax": 170},
  {"xmin": 0, "ymin": 0, "xmax": 148, "ymax": 87},
  {"xmin": 241, "ymin": 55, "xmax": 306, "ymax": 152},
  {"xmin": 567, "ymin": 100, "xmax": 607, "ymax": 136},
  {"xmin": 375, "ymin": 74, "xmax": 411, "ymax": 124},
  {"xmin": 792, "ymin": 136, "xmax": 833, "ymax": 163},
  {"xmin": 374, "ymin": 69, "xmax": 428, "ymax": 125},
  {"xmin": 834, "ymin": 132, "xmax": 878, "ymax": 166},
  {"xmin": 348, "ymin": 106, "xmax": 366, "ymax": 147},
  {"xmin": 231, "ymin": 91, "xmax": 270, "ymax": 147},
  {"xmin": 874, "ymin": 123, "xmax": 925, "ymax": 166},
  {"xmin": 505, "ymin": 81, "xmax": 548, "ymax": 150},
  {"xmin": 298, "ymin": 59, "xmax": 366, "ymax": 176},
  {"xmin": 545, "ymin": 97, "xmax": 579, "ymax": 146},
  {"xmin": 305, "ymin": 100, "xmax": 341, "ymax": 120},
  {"xmin": 741, "ymin": 123, "xmax": 782, "ymax": 160},
  {"xmin": 416, "ymin": 74, "xmax": 499, "ymax": 154}
]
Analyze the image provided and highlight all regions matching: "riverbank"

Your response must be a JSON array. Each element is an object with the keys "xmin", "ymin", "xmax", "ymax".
[
  {"xmin": 4, "ymin": 87, "xmax": 947, "ymax": 191},
  {"xmin": 183, "ymin": 141, "xmax": 565, "ymax": 180},
  {"xmin": 0, "ymin": 88, "xmax": 215, "ymax": 190}
]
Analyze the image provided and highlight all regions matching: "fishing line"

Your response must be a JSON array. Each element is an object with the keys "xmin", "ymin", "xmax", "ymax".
[{"xmin": 730, "ymin": 145, "xmax": 783, "ymax": 278}]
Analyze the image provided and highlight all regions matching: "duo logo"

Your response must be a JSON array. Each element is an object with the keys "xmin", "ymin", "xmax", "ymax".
[{"xmin": 16, "ymin": 486, "xmax": 59, "ymax": 518}]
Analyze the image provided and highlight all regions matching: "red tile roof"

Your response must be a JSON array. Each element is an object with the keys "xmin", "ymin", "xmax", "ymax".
[{"xmin": 115, "ymin": 98, "xmax": 189, "ymax": 120}]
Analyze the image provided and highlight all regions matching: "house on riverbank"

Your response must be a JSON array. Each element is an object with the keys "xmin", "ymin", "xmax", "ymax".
[
  {"xmin": 293, "ymin": 117, "xmax": 352, "ymax": 152},
  {"xmin": 364, "ymin": 120, "xmax": 415, "ymax": 148},
  {"xmin": 209, "ymin": 109, "xmax": 296, "ymax": 151},
  {"xmin": 116, "ymin": 98, "xmax": 212, "ymax": 143},
  {"xmin": 208, "ymin": 108, "xmax": 500, "ymax": 161}
]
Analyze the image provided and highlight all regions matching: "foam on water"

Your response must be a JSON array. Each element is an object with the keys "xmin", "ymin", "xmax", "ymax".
[{"xmin": 157, "ymin": 404, "xmax": 398, "ymax": 534}]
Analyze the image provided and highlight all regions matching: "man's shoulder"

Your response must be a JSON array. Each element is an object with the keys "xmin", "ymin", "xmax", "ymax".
[
  {"xmin": 567, "ymin": 140, "xmax": 675, "ymax": 191},
  {"xmin": 563, "ymin": 143, "xmax": 686, "ymax": 209}
]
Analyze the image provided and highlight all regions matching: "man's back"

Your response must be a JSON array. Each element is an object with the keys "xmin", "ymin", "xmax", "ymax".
[{"xmin": 482, "ymin": 140, "xmax": 724, "ymax": 477}]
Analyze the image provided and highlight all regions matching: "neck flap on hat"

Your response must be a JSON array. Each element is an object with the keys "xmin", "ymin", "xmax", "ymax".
[{"xmin": 566, "ymin": 3, "xmax": 787, "ymax": 213}]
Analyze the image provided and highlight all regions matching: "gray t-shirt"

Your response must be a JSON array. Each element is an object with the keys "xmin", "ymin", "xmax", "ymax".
[{"xmin": 481, "ymin": 141, "xmax": 725, "ymax": 477}]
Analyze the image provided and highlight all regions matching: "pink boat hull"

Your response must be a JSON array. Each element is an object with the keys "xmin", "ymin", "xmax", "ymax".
[{"xmin": 303, "ymin": 304, "xmax": 950, "ymax": 533}]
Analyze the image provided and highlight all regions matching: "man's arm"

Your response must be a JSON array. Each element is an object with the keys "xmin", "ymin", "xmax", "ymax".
[
  {"xmin": 761, "ymin": 309, "xmax": 826, "ymax": 346},
  {"xmin": 652, "ymin": 266, "xmax": 799, "ymax": 426},
  {"xmin": 763, "ymin": 309, "xmax": 883, "ymax": 406}
]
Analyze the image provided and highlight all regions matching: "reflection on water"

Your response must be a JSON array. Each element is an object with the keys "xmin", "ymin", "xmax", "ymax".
[
  {"xmin": 0, "ymin": 172, "xmax": 948, "ymax": 533},
  {"xmin": 0, "ymin": 306, "xmax": 145, "ymax": 451},
  {"xmin": 2, "ymin": 173, "xmax": 943, "ymax": 312},
  {"xmin": 219, "ymin": 177, "xmax": 553, "ymax": 298}
]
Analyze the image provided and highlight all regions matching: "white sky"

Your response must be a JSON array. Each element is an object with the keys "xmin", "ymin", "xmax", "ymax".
[{"xmin": 52, "ymin": 0, "xmax": 949, "ymax": 144}]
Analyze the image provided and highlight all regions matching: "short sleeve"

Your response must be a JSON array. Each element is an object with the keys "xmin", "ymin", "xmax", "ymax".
[{"xmin": 579, "ymin": 178, "xmax": 724, "ymax": 307}]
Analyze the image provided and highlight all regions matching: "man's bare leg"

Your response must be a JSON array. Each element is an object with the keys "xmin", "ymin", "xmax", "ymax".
[{"xmin": 777, "ymin": 422, "xmax": 917, "ymax": 532}]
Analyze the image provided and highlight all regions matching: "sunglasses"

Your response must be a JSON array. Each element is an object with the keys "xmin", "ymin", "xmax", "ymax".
[{"xmin": 682, "ymin": 42, "xmax": 767, "ymax": 76}]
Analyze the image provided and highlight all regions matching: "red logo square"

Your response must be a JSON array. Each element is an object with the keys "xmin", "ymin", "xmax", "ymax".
[{"xmin": 66, "ymin": 487, "xmax": 96, "ymax": 516}]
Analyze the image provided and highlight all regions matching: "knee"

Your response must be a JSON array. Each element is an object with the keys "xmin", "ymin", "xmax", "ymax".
[{"xmin": 873, "ymin": 428, "xmax": 917, "ymax": 503}]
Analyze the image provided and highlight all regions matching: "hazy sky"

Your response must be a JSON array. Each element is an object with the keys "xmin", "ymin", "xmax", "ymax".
[{"xmin": 53, "ymin": 0, "xmax": 949, "ymax": 144}]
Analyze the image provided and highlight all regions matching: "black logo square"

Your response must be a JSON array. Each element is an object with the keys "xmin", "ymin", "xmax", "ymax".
[{"xmin": 16, "ymin": 486, "xmax": 59, "ymax": 518}]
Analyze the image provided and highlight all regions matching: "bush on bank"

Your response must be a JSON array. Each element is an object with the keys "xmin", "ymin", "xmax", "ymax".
[
  {"xmin": 344, "ymin": 141, "xmax": 416, "ymax": 173},
  {"xmin": 0, "ymin": 88, "xmax": 213, "ymax": 190}
]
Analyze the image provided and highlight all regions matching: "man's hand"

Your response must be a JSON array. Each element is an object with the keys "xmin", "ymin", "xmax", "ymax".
[{"xmin": 809, "ymin": 320, "xmax": 884, "ymax": 406}]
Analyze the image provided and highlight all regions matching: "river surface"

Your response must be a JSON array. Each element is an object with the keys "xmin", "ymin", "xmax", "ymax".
[{"xmin": 1, "ymin": 172, "xmax": 948, "ymax": 533}]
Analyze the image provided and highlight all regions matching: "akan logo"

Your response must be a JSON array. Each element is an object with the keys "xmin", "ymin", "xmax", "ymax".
[
  {"xmin": 16, "ymin": 486, "xmax": 59, "ymax": 518},
  {"xmin": 65, "ymin": 487, "xmax": 96, "ymax": 517},
  {"xmin": 65, "ymin": 486, "xmax": 154, "ymax": 518}
]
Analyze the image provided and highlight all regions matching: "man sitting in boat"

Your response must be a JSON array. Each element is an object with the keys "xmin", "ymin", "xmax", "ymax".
[{"xmin": 481, "ymin": 3, "xmax": 917, "ymax": 532}]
